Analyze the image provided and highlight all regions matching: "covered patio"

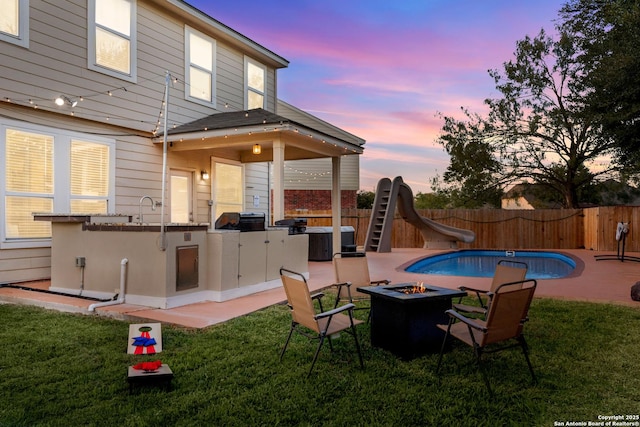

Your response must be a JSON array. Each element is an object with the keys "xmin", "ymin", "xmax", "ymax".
[{"xmin": 154, "ymin": 107, "xmax": 364, "ymax": 255}]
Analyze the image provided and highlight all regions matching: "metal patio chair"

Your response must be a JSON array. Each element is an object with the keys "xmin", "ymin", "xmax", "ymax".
[
  {"xmin": 332, "ymin": 252, "xmax": 390, "ymax": 319},
  {"xmin": 436, "ymin": 279, "xmax": 537, "ymax": 395},
  {"xmin": 279, "ymin": 267, "xmax": 364, "ymax": 376},
  {"xmin": 453, "ymin": 260, "xmax": 528, "ymax": 318}
]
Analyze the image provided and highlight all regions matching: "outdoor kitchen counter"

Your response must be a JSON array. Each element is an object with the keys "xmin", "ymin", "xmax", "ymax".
[
  {"xmin": 34, "ymin": 213, "xmax": 209, "ymax": 230},
  {"xmin": 206, "ymin": 229, "xmax": 308, "ymax": 301},
  {"xmin": 35, "ymin": 216, "xmax": 209, "ymax": 308},
  {"xmin": 36, "ymin": 215, "xmax": 309, "ymax": 309}
]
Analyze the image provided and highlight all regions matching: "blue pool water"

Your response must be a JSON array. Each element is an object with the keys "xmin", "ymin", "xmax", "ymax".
[{"xmin": 405, "ymin": 250, "xmax": 576, "ymax": 279}]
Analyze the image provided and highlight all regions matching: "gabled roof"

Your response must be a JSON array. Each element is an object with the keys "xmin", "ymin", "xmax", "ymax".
[
  {"xmin": 161, "ymin": 0, "xmax": 289, "ymax": 68},
  {"xmin": 167, "ymin": 108, "xmax": 292, "ymax": 135},
  {"xmin": 154, "ymin": 108, "xmax": 364, "ymax": 161},
  {"xmin": 168, "ymin": 107, "xmax": 364, "ymax": 146}
]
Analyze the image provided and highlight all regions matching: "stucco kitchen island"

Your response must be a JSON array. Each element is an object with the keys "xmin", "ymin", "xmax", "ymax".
[{"xmin": 34, "ymin": 214, "xmax": 309, "ymax": 309}]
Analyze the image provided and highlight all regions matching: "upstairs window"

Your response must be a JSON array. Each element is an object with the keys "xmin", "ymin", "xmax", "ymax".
[
  {"xmin": 88, "ymin": 0, "xmax": 137, "ymax": 81},
  {"xmin": 185, "ymin": 26, "xmax": 216, "ymax": 106},
  {"xmin": 0, "ymin": 0, "xmax": 29, "ymax": 48},
  {"xmin": 245, "ymin": 58, "xmax": 266, "ymax": 109}
]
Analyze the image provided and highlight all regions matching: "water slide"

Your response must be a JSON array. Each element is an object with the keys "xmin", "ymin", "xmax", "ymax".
[{"xmin": 364, "ymin": 177, "xmax": 476, "ymax": 252}]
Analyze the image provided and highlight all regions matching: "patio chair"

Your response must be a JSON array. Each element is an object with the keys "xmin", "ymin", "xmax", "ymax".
[
  {"xmin": 279, "ymin": 267, "xmax": 364, "ymax": 376},
  {"xmin": 436, "ymin": 279, "xmax": 537, "ymax": 395},
  {"xmin": 453, "ymin": 260, "xmax": 528, "ymax": 318},
  {"xmin": 332, "ymin": 252, "xmax": 390, "ymax": 317}
]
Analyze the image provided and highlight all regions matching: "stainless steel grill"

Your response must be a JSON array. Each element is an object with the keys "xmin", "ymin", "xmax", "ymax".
[{"xmin": 214, "ymin": 212, "xmax": 265, "ymax": 232}]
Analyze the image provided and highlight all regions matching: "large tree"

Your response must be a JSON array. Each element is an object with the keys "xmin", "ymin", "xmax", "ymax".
[
  {"xmin": 559, "ymin": 0, "xmax": 640, "ymax": 174},
  {"xmin": 436, "ymin": 13, "xmax": 637, "ymax": 208}
]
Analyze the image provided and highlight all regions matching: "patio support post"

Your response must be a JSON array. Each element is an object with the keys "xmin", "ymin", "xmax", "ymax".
[
  {"xmin": 273, "ymin": 139, "xmax": 285, "ymax": 222},
  {"xmin": 332, "ymin": 156, "xmax": 341, "ymax": 255}
]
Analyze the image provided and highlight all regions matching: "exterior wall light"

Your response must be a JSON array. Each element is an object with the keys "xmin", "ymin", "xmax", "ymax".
[
  {"xmin": 201, "ymin": 171, "xmax": 209, "ymax": 180},
  {"xmin": 55, "ymin": 95, "xmax": 77, "ymax": 107}
]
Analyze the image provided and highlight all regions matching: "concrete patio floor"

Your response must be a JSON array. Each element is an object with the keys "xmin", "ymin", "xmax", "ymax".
[{"xmin": 1, "ymin": 248, "xmax": 639, "ymax": 328}]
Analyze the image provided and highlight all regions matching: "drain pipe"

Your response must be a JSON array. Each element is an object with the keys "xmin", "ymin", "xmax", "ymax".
[{"xmin": 88, "ymin": 258, "xmax": 128, "ymax": 312}]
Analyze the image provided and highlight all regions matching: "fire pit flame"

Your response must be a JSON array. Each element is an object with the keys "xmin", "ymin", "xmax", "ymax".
[{"xmin": 398, "ymin": 282, "xmax": 429, "ymax": 294}]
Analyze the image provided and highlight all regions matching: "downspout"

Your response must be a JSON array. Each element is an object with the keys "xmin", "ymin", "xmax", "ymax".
[
  {"xmin": 88, "ymin": 258, "xmax": 128, "ymax": 312},
  {"xmin": 159, "ymin": 71, "xmax": 170, "ymax": 251}
]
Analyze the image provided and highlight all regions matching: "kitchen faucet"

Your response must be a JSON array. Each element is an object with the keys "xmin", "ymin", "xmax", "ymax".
[{"xmin": 138, "ymin": 196, "xmax": 156, "ymax": 224}]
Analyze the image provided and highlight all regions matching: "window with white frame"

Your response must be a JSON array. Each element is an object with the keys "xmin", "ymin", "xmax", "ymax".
[
  {"xmin": 0, "ymin": 0, "xmax": 29, "ymax": 48},
  {"xmin": 88, "ymin": 0, "xmax": 137, "ymax": 81},
  {"xmin": 185, "ymin": 26, "xmax": 216, "ymax": 106},
  {"xmin": 245, "ymin": 57, "xmax": 266, "ymax": 109},
  {"xmin": 4, "ymin": 129, "xmax": 54, "ymax": 240},
  {"xmin": 1, "ymin": 120, "xmax": 115, "ymax": 248},
  {"xmin": 70, "ymin": 140, "xmax": 110, "ymax": 213}
]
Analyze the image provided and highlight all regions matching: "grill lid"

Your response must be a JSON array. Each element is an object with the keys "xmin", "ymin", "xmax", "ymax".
[{"xmin": 215, "ymin": 212, "xmax": 265, "ymax": 231}]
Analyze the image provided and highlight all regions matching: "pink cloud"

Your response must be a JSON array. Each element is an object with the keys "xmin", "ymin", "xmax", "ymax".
[{"xmin": 190, "ymin": 0, "xmax": 563, "ymax": 191}]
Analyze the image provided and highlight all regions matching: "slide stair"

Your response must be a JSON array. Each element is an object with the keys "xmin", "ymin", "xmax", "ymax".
[
  {"xmin": 364, "ymin": 178, "xmax": 397, "ymax": 252},
  {"xmin": 365, "ymin": 177, "xmax": 475, "ymax": 252}
]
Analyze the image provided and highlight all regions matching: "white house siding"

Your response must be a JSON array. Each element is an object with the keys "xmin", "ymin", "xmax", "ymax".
[
  {"xmin": 2, "ymin": 1, "xmax": 282, "ymax": 134},
  {"xmin": 284, "ymin": 157, "xmax": 359, "ymax": 190},
  {"xmin": 244, "ymin": 163, "xmax": 271, "ymax": 216},
  {"xmin": 277, "ymin": 100, "xmax": 364, "ymax": 146},
  {"xmin": 276, "ymin": 100, "xmax": 362, "ymax": 191},
  {"xmin": 0, "ymin": 0, "xmax": 286, "ymax": 282},
  {"xmin": 0, "ymin": 247, "xmax": 51, "ymax": 284}
]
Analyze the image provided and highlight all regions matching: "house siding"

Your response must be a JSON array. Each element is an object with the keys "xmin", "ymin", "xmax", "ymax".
[
  {"xmin": 244, "ymin": 163, "xmax": 271, "ymax": 215},
  {"xmin": 284, "ymin": 157, "xmax": 360, "ymax": 190},
  {"xmin": 2, "ymin": 0, "xmax": 281, "ymax": 134},
  {"xmin": 0, "ymin": 0, "xmax": 286, "ymax": 282},
  {"xmin": 0, "ymin": 247, "xmax": 51, "ymax": 284},
  {"xmin": 0, "ymin": 0, "xmax": 361, "ymax": 282}
]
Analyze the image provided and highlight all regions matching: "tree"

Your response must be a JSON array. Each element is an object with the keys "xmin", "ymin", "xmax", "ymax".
[
  {"xmin": 414, "ymin": 177, "xmax": 452, "ymax": 209},
  {"xmin": 436, "ymin": 25, "xmax": 627, "ymax": 208},
  {"xmin": 559, "ymin": 0, "xmax": 640, "ymax": 176},
  {"xmin": 356, "ymin": 190, "xmax": 375, "ymax": 209}
]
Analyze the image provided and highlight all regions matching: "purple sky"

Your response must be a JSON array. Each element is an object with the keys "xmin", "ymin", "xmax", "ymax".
[{"xmin": 189, "ymin": 0, "xmax": 565, "ymax": 193}]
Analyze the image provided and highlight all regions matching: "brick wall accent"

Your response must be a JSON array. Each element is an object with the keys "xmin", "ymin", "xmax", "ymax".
[{"xmin": 284, "ymin": 190, "xmax": 356, "ymax": 210}]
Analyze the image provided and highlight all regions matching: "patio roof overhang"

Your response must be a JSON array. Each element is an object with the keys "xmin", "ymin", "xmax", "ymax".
[
  {"xmin": 152, "ymin": 108, "xmax": 364, "ymax": 255},
  {"xmin": 151, "ymin": 108, "xmax": 364, "ymax": 162}
]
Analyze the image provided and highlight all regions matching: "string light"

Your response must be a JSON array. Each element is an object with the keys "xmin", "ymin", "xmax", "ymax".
[{"xmin": 1, "ymin": 72, "xmax": 363, "ymax": 154}]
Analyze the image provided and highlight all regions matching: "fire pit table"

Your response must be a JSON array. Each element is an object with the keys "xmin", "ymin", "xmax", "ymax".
[{"xmin": 357, "ymin": 283, "xmax": 466, "ymax": 360}]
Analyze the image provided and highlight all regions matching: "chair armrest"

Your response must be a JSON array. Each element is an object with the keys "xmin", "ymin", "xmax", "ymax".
[
  {"xmin": 332, "ymin": 281, "xmax": 351, "ymax": 288},
  {"xmin": 458, "ymin": 286, "xmax": 489, "ymax": 294},
  {"xmin": 331, "ymin": 281, "xmax": 354, "ymax": 307},
  {"xmin": 371, "ymin": 279, "xmax": 390, "ymax": 285},
  {"xmin": 310, "ymin": 292, "xmax": 325, "ymax": 301},
  {"xmin": 445, "ymin": 309, "xmax": 488, "ymax": 332},
  {"xmin": 315, "ymin": 303, "xmax": 356, "ymax": 320},
  {"xmin": 458, "ymin": 286, "xmax": 491, "ymax": 308}
]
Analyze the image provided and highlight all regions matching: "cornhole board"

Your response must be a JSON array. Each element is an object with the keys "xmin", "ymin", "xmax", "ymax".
[
  {"xmin": 128, "ymin": 323, "xmax": 162, "ymax": 355},
  {"xmin": 127, "ymin": 364, "xmax": 173, "ymax": 393}
]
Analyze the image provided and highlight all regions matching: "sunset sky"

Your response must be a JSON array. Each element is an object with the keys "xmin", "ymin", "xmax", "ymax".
[{"xmin": 190, "ymin": 0, "xmax": 566, "ymax": 193}]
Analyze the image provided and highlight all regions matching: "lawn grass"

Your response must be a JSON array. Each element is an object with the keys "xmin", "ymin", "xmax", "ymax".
[{"xmin": 1, "ymin": 296, "xmax": 639, "ymax": 426}]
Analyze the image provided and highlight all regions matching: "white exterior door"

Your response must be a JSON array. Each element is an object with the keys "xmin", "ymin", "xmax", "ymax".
[
  {"xmin": 170, "ymin": 170, "xmax": 193, "ymax": 223},
  {"xmin": 212, "ymin": 160, "xmax": 243, "ymax": 220}
]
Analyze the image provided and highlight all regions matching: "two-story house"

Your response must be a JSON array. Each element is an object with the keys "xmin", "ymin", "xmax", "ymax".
[{"xmin": 1, "ymin": 0, "xmax": 364, "ymax": 292}]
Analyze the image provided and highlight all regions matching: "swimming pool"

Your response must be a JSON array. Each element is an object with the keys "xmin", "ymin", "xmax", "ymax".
[{"xmin": 405, "ymin": 250, "xmax": 576, "ymax": 279}]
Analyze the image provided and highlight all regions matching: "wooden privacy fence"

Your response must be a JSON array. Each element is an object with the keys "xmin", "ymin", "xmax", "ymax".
[{"xmin": 285, "ymin": 206, "xmax": 640, "ymax": 252}]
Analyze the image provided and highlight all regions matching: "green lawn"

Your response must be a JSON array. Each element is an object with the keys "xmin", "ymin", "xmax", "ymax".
[{"xmin": 1, "ymin": 296, "xmax": 639, "ymax": 426}]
